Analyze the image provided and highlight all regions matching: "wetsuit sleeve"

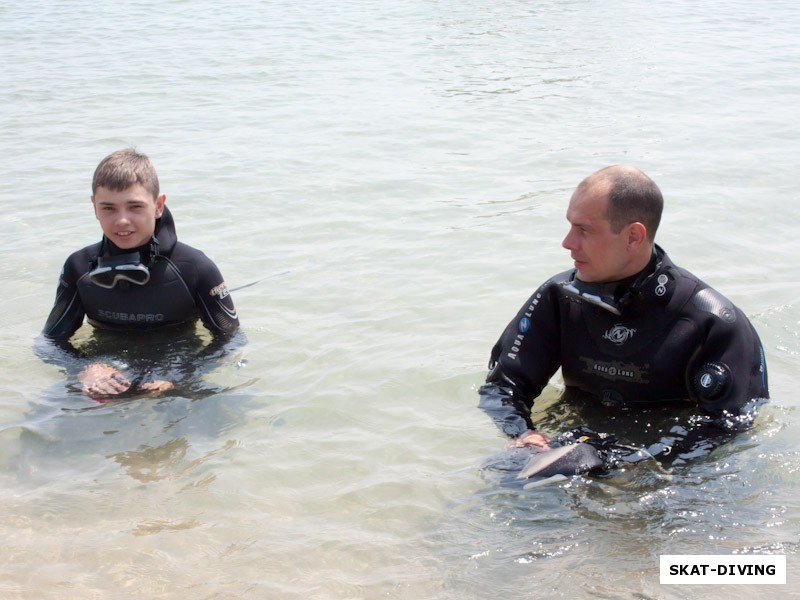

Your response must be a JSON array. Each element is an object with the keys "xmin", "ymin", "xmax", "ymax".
[
  {"xmin": 37, "ymin": 255, "xmax": 90, "ymax": 370},
  {"xmin": 480, "ymin": 281, "xmax": 562, "ymax": 437},
  {"xmin": 42, "ymin": 256, "xmax": 86, "ymax": 340},
  {"xmin": 686, "ymin": 290, "xmax": 769, "ymax": 420},
  {"xmin": 193, "ymin": 256, "xmax": 240, "ymax": 335}
]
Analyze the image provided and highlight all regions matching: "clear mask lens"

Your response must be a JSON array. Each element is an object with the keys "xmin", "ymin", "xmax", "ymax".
[{"xmin": 88, "ymin": 254, "xmax": 150, "ymax": 289}]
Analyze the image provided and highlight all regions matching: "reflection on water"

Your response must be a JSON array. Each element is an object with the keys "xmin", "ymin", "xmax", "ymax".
[
  {"xmin": 35, "ymin": 321, "xmax": 246, "ymax": 402},
  {"xmin": 434, "ymin": 421, "xmax": 792, "ymax": 599},
  {"xmin": 2, "ymin": 0, "xmax": 799, "ymax": 597},
  {"xmin": 114, "ymin": 437, "xmax": 195, "ymax": 483},
  {"xmin": 9, "ymin": 321, "xmax": 255, "ymax": 495},
  {"xmin": 436, "ymin": 380, "xmax": 795, "ymax": 599}
]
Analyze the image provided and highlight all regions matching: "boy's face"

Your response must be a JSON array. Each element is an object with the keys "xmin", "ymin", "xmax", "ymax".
[{"xmin": 91, "ymin": 184, "xmax": 166, "ymax": 250}]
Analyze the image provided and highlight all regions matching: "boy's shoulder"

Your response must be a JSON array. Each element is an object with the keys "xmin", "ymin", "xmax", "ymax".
[
  {"xmin": 168, "ymin": 240, "xmax": 222, "ymax": 275},
  {"xmin": 167, "ymin": 240, "xmax": 227, "ymax": 289},
  {"xmin": 170, "ymin": 240, "xmax": 211, "ymax": 263}
]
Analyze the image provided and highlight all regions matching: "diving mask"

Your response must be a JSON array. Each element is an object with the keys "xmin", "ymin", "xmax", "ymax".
[{"xmin": 88, "ymin": 252, "xmax": 150, "ymax": 289}]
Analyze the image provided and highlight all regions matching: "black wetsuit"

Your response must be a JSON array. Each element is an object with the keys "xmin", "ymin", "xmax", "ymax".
[
  {"xmin": 482, "ymin": 245, "xmax": 769, "ymax": 446},
  {"xmin": 43, "ymin": 206, "xmax": 239, "ymax": 339}
]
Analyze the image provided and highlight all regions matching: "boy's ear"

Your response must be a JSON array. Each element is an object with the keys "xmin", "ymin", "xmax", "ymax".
[
  {"xmin": 90, "ymin": 195, "xmax": 98, "ymax": 218},
  {"xmin": 155, "ymin": 194, "xmax": 167, "ymax": 218}
]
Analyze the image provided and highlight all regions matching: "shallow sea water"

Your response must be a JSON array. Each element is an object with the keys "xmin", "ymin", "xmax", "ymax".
[{"xmin": 1, "ymin": 1, "xmax": 799, "ymax": 598}]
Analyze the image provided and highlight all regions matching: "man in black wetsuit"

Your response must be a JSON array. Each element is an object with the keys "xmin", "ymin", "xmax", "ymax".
[
  {"xmin": 481, "ymin": 165, "xmax": 768, "ymax": 458},
  {"xmin": 42, "ymin": 149, "xmax": 239, "ymax": 399}
]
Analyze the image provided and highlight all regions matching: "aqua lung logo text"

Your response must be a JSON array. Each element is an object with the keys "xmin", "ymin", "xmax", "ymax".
[
  {"xmin": 603, "ymin": 324, "xmax": 636, "ymax": 345},
  {"xmin": 580, "ymin": 357, "xmax": 650, "ymax": 384},
  {"xmin": 507, "ymin": 293, "xmax": 541, "ymax": 361}
]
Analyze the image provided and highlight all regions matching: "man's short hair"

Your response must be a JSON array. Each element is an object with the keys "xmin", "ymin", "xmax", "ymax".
[
  {"xmin": 603, "ymin": 166, "xmax": 663, "ymax": 242},
  {"xmin": 92, "ymin": 148, "xmax": 160, "ymax": 201}
]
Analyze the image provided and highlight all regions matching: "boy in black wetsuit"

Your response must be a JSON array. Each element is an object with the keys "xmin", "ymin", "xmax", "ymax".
[
  {"xmin": 42, "ymin": 149, "xmax": 239, "ymax": 399},
  {"xmin": 481, "ymin": 165, "xmax": 768, "ymax": 462}
]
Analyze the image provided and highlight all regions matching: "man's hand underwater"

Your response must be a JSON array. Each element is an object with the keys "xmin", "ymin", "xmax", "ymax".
[{"xmin": 511, "ymin": 430, "xmax": 553, "ymax": 448}]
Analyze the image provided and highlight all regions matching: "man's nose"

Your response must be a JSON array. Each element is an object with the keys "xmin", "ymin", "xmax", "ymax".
[{"xmin": 562, "ymin": 228, "xmax": 575, "ymax": 250}]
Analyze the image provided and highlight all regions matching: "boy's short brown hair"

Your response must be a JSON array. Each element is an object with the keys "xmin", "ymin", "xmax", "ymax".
[{"xmin": 92, "ymin": 148, "xmax": 160, "ymax": 201}]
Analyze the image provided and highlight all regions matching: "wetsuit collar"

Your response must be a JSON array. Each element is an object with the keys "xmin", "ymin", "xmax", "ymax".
[
  {"xmin": 152, "ymin": 205, "xmax": 178, "ymax": 256},
  {"xmin": 563, "ymin": 246, "xmax": 664, "ymax": 316}
]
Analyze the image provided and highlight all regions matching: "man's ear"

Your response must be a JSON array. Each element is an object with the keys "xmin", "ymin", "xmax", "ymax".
[
  {"xmin": 155, "ymin": 194, "xmax": 167, "ymax": 218},
  {"xmin": 627, "ymin": 222, "xmax": 647, "ymax": 249}
]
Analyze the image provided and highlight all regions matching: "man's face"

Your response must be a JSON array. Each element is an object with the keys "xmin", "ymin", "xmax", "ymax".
[
  {"xmin": 561, "ymin": 186, "xmax": 631, "ymax": 283},
  {"xmin": 91, "ymin": 184, "xmax": 165, "ymax": 250}
]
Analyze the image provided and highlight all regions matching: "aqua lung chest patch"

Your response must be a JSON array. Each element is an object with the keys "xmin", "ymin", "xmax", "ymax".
[{"xmin": 89, "ymin": 252, "xmax": 150, "ymax": 289}]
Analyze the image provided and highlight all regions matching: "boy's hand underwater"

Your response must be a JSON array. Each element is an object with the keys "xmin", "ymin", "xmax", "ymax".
[{"xmin": 78, "ymin": 362, "xmax": 173, "ymax": 400}]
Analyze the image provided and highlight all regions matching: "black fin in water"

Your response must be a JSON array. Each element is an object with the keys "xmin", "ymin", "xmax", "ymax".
[{"xmin": 516, "ymin": 442, "xmax": 603, "ymax": 479}]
